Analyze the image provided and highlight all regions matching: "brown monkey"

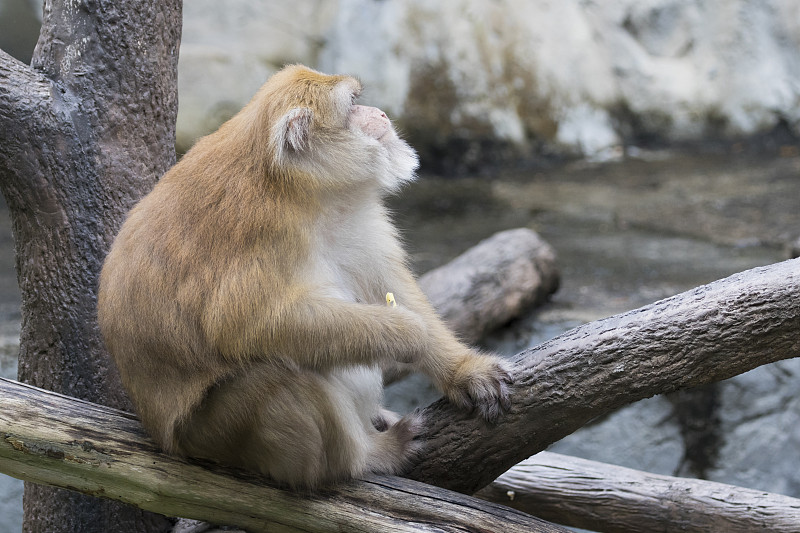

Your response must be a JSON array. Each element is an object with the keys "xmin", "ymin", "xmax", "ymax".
[{"xmin": 98, "ymin": 65, "xmax": 511, "ymax": 489}]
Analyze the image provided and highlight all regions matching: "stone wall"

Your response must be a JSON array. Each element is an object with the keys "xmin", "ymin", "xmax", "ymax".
[{"xmin": 178, "ymin": 0, "xmax": 800, "ymax": 165}]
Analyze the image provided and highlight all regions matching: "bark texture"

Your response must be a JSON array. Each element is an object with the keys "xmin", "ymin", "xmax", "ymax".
[
  {"xmin": 406, "ymin": 258, "xmax": 800, "ymax": 494},
  {"xmin": 0, "ymin": 0, "xmax": 181, "ymax": 530},
  {"xmin": 0, "ymin": 377, "xmax": 569, "ymax": 533},
  {"xmin": 419, "ymin": 227, "xmax": 559, "ymax": 344},
  {"xmin": 476, "ymin": 452, "xmax": 800, "ymax": 532}
]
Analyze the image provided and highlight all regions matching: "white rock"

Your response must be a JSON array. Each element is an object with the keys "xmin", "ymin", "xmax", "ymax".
[{"xmin": 177, "ymin": 0, "xmax": 800, "ymax": 157}]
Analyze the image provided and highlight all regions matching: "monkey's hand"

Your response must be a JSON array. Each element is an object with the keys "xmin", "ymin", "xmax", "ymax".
[{"xmin": 443, "ymin": 353, "xmax": 513, "ymax": 424}]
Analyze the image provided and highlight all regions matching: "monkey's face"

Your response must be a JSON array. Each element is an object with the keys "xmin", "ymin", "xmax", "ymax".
[
  {"xmin": 349, "ymin": 105, "xmax": 393, "ymax": 142},
  {"xmin": 265, "ymin": 65, "xmax": 419, "ymax": 193}
]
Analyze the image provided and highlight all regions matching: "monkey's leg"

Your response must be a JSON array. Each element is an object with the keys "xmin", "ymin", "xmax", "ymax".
[
  {"xmin": 364, "ymin": 410, "xmax": 423, "ymax": 474},
  {"xmin": 175, "ymin": 363, "xmax": 419, "ymax": 489},
  {"xmin": 371, "ymin": 407, "xmax": 401, "ymax": 431},
  {"xmin": 329, "ymin": 367, "xmax": 422, "ymax": 474}
]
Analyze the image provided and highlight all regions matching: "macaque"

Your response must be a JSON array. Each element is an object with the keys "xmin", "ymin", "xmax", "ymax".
[{"xmin": 98, "ymin": 65, "xmax": 511, "ymax": 489}]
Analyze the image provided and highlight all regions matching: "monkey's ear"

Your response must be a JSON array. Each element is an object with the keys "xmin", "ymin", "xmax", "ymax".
[{"xmin": 275, "ymin": 107, "xmax": 313, "ymax": 156}]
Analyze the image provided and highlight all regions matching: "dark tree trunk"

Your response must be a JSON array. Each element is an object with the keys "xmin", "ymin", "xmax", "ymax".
[{"xmin": 0, "ymin": 0, "xmax": 182, "ymax": 530}]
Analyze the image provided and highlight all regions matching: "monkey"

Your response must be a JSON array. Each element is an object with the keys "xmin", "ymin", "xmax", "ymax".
[{"xmin": 97, "ymin": 64, "xmax": 512, "ymax": 489}]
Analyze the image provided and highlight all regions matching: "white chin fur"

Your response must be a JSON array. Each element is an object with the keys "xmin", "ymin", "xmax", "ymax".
[
  {"xmin": 283, "ymin": 128, "xmax": 419, "ymax": 193},
  {"xmin": 377, "ymin": 136, "xmax": 419, "ymax": 193}
]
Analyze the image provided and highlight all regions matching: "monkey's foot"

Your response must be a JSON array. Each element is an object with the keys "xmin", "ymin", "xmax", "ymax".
[
  {"xmin": 367, "ymin": 410, "xmax": 424, "ymax": 474},
  {"xmin": 445, "ymin": 354, "xmax": 513, "ymax": 424},
  {"xmin": 371, "ymin": 408, "xmax": 402, "ymax": 432}
]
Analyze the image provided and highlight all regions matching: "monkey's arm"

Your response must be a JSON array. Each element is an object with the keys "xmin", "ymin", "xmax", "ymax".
[
  {"xmin": 380, "ymin": 269, "xmax": 513, "ymax": 423},
  {"xmin": 203, "ymin": 293, "xmax": 431, "ymax": 370}
]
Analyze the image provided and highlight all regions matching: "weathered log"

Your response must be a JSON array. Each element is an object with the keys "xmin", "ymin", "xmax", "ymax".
[
  {"xmin": 1, "ymin": 254, "xmax": 798, "ymax": 531},
  {"xmin": 476, "ymin": 452, "xmax": 800, "ymax": 533},
  {"xmin": 406, "ymin": 258, "xmax": 800, "ymax": 494},
  {"xmin": 418, "ymin": 227, "xmax": 559, "ymax": 344},
  {"xmin": 0, "ymin": 377, "xmax": 568, "ymax": 533}
]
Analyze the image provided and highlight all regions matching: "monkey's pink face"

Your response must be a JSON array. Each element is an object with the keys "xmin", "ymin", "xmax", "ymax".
[{"xmin": 349, "ymin": 105, "xmax": 393, "ymax": 142}]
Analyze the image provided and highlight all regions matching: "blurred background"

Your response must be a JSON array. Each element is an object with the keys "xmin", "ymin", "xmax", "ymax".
[{"xmin": 1, "ymin": 1, "xmax": 799, "ymax": 531}]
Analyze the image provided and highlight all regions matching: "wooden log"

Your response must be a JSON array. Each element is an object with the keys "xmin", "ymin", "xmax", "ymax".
[
  {"xmin": 406, "ymin": 258, "xmax": 800, "ymax": 494},
  {"xmin": 475, "ymin": 452, "xmax": 800, "ymax": 533},
  {"xmin": 2, "ymin": 235, "xmax": 798, "ymax": 530},
  {"xmin": 0, "ymin": 377, "xmax": 569, "ymax": 533},
  {"xmin": 418, "ymin": 227, "xmax": 559, "ymax": 344}
]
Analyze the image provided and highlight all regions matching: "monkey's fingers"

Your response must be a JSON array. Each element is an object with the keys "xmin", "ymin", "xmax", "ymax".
[
  {"xmin": 476, "ymin": 366, "xmax": 513, "ymax": 424},
  {"xmin": 386, "ymin": 292, "xmax": 397, "ymax": 308},
  {"xmin": 445, "ymin": 356, "xmax": 513, "ymax": 425}
]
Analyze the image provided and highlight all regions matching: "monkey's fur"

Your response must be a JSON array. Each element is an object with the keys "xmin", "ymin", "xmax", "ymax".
[{"xmin": 98, "ymin": 65, "xmax": 512, "ymax": 489}]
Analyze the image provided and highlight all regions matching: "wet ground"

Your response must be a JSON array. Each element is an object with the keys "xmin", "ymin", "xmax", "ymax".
[
  {"xmin": 395, "ymin": 150, "xmax": 795, "ymax": 352},
  {"xmin": 0, "ymin": 149, "xmax": 798, "ymax": 531}
]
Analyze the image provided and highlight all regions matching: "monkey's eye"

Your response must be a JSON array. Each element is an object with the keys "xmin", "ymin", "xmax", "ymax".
[{"xmin": 350, "ymin": 93, "xmax": 357, "ymax": 106}]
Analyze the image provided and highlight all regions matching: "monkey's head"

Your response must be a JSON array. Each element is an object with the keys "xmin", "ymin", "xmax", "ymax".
[{"xmin": 248, "ymin": 64, "xmax": 418, "ymax": 193}]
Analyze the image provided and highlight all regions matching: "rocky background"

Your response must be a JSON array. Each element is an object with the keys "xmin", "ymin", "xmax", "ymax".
[
  {"xmin": 4, "ymin": 0, "xmax": 799, "ymax": 161},
  {"xmin": 176, "ymin": 0, "xmax": 800, "ymax": 169},
  {"xmin": 1, "ymin": 1, "xmax": 799, "ymax": 531}
]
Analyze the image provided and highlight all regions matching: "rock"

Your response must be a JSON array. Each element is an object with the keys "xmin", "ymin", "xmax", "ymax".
[
  {"xmin": 787, "ymin": 236, "xmax": 800, "ymax": 259},
  {"xmin": 176, "ymin": 0, "xmax": 338, "ymax": 151},
  {"xmin": 709, "ymin": 359, "xmax": 800, "ymax": 496},
  {"xmin": 178, "ymin": 0, "xmax": 800, "ymax": 161},
  {"xmin": 547, "ymin": 395, "xmax": 685, "ymax": 477},
  {"xmin": 0, "ymin": 0, "xmax": 39, "ymax": 64}
]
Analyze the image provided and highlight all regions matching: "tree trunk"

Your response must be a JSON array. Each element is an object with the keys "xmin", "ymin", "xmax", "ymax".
[
  {"xmin": 0, "ymin": 0, "xmax": 181, "ymax": 530},
  {"xmin": 0, "ymin": 377, "xmax": 569, "ymax": 533},
  {"xmin": 476, "ymin": 452, "xmax": 800, "ymax": 532}
]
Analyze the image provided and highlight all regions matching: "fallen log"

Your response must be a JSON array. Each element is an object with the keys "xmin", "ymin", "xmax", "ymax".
[
  {"xmin": 406, "ymin": 258, "xmax": 800, "ymax": 494},
  {"xmin": 0, "ymin": 377, "xmax": 568, "ymax": 533},
  {"xmin": 418, "ymin": 227, "xmax": 559, "ymax": 344},
  {"xmin": 475, "ymin": 452, "xmax": 800, "ymax": 533}
]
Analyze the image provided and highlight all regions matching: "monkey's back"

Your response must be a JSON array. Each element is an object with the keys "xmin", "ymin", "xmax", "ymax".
[{"xmin": 97, "ymin": 138, "xmax": 309, "ymax": 451}]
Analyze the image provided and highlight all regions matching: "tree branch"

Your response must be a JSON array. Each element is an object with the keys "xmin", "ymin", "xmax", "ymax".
[
  {"xmin": 476, "ymin": 452, "xmax": 800, "ymax": 533},
  {"xmin": 1, "ymin": 234, "xmax": 797, "ymax": 529},
  {"xmin": 0, "ymin": 48, "xmax": 59, "ymax": 203},
  {"xmin": 407, "ymin": 258, "xmax": 800, "ymax": 494},
  {"xmin": 0, "ymin": 377, "xmax": 568, "ymax": 533}
]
